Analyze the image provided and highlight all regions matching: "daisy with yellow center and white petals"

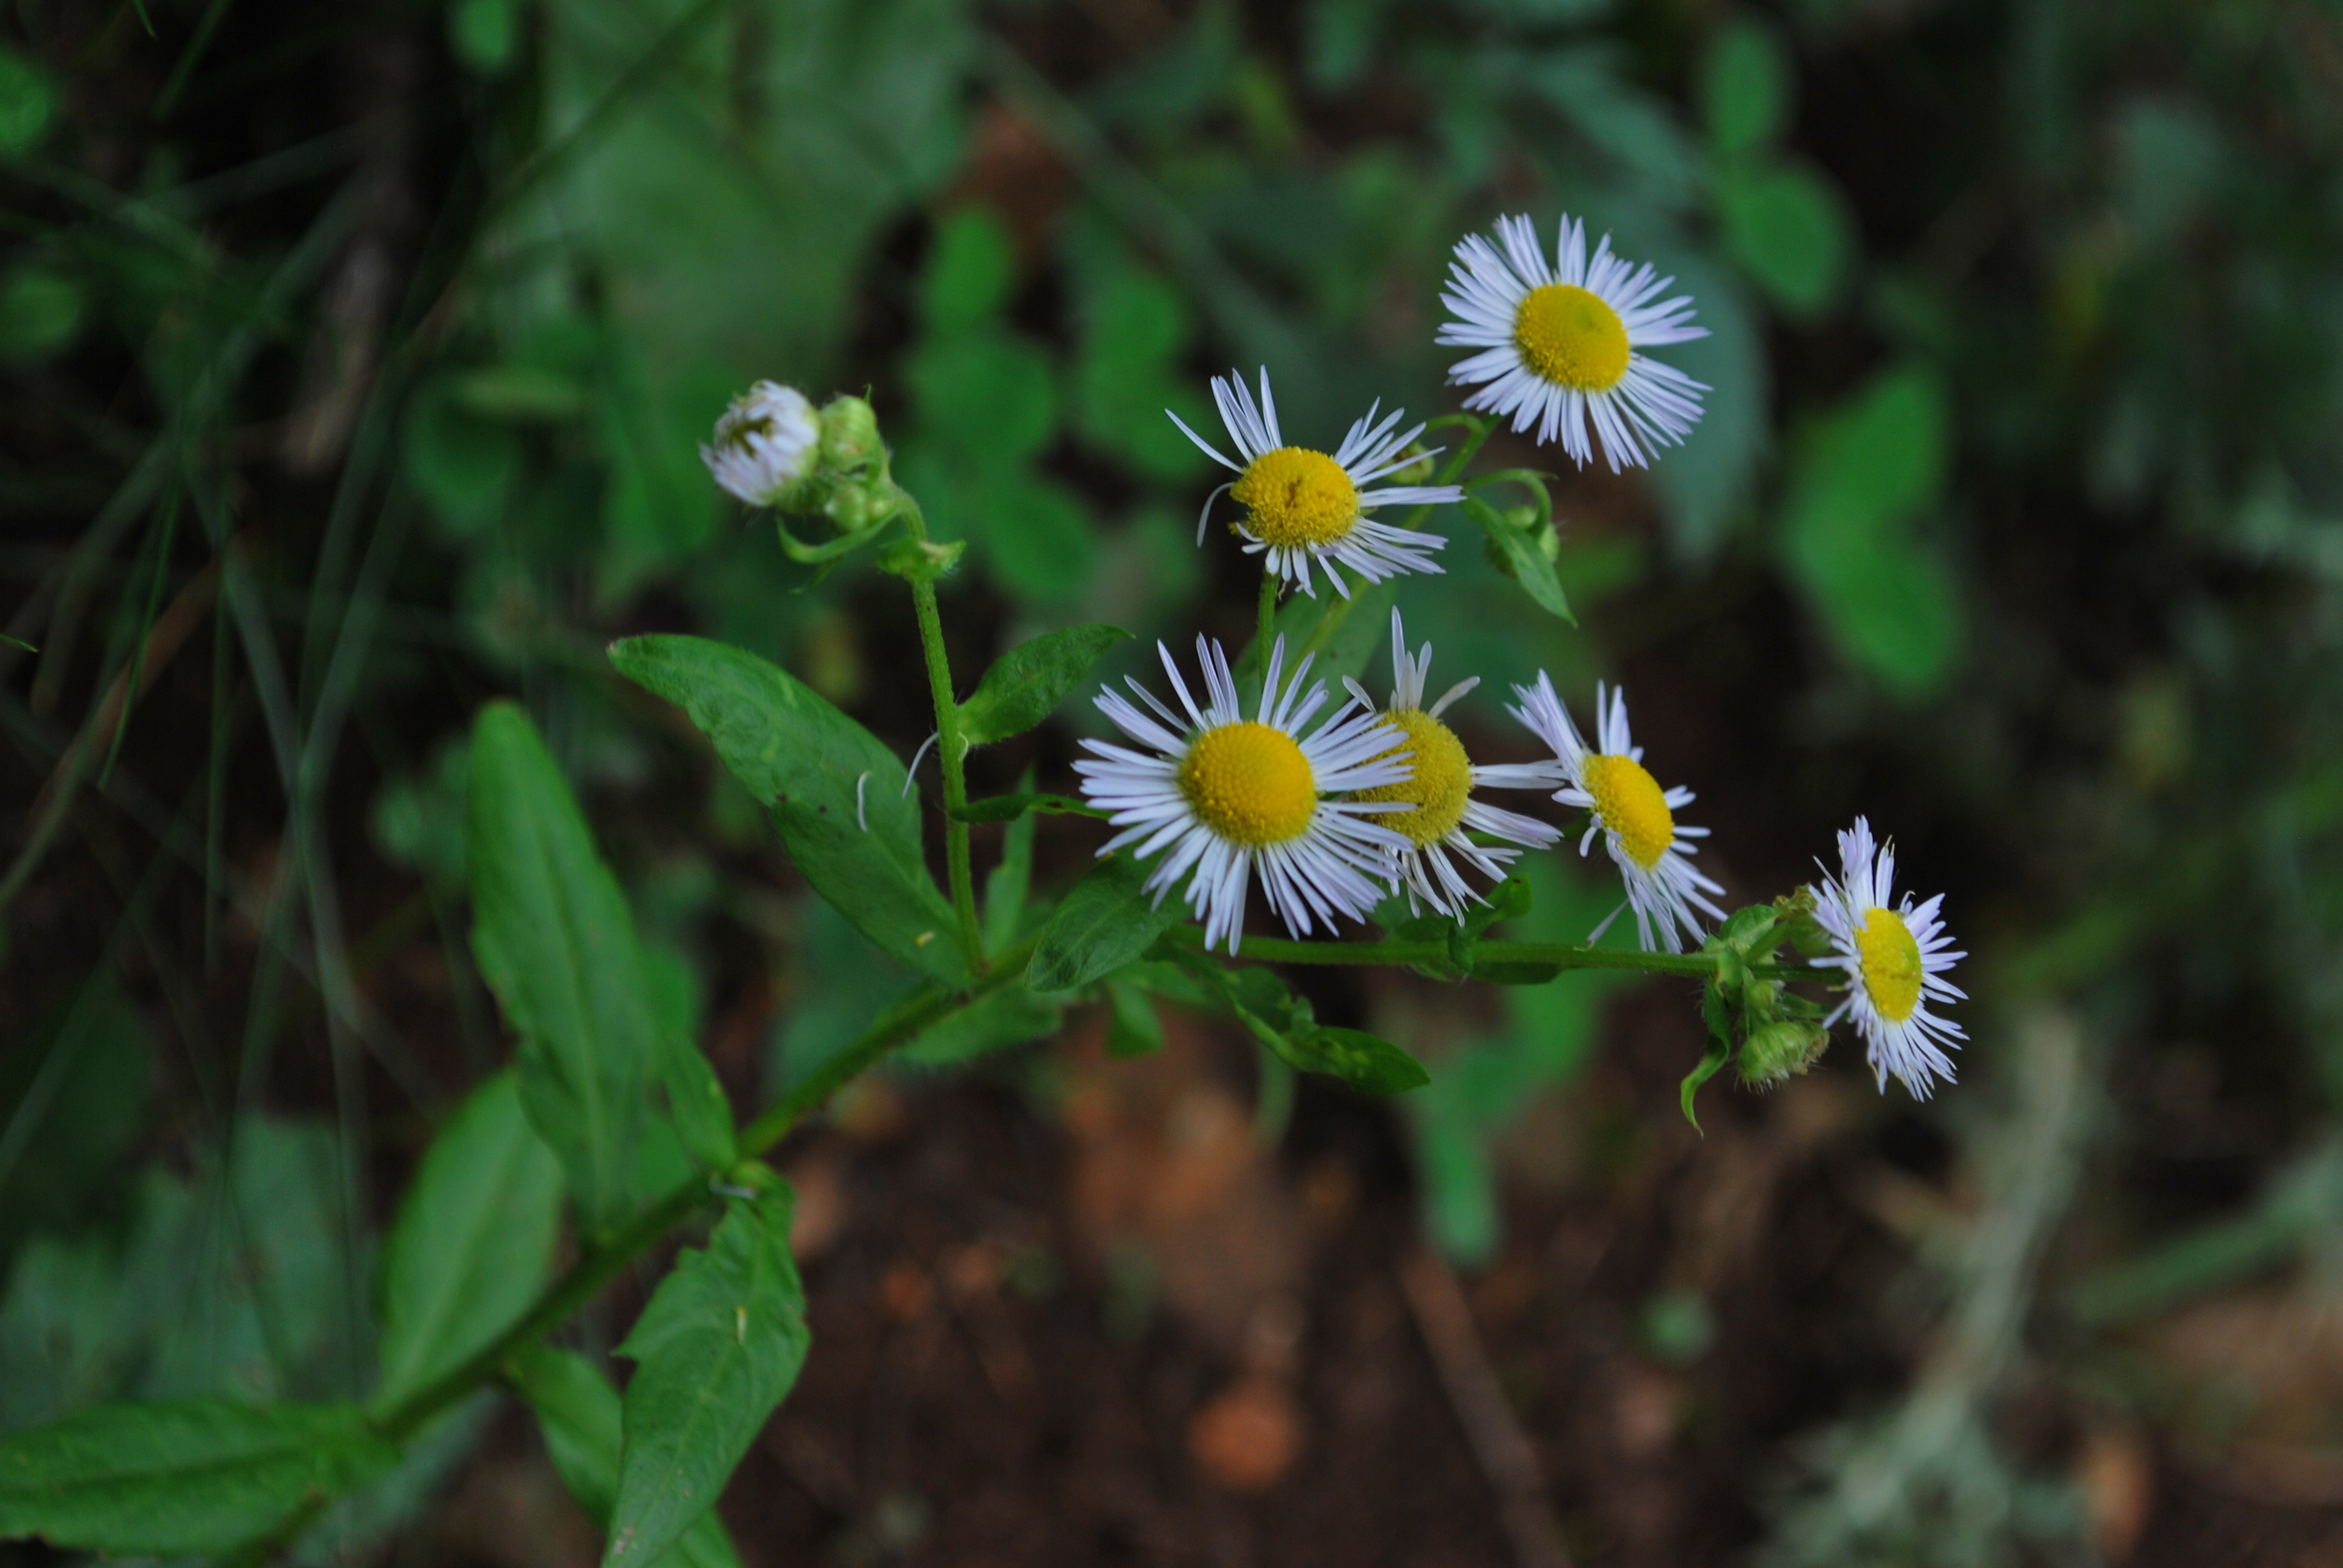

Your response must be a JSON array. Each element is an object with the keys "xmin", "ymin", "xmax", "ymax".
[
  {"xmin": 1166, "ymin": 367, "xmax": 1463, "ymax": 599},
  {"xmin": 1074, "ymin": 635, "xmax": 1415, "ymax": 953},
  {"xmin": 1810, "ymin": 817, "xmax": 1966, "ymax": 1100},
  {"xmin": 1438, "ymin": 214, "xmax": 1709, "ymax": 472},
  {"xmin": 1337, "ymin": 610, "xmax": 1565, "ymax": 917},
  {"xmin": 1510, "ymin": 675, "xmax": 1726, "ymax": 953}
]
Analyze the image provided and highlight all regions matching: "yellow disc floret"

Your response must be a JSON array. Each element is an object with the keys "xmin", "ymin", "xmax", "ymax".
[
  {"xmin": 1581, "ymin": 753, "xmax": 1674, "ymax": 869},
  {"xmin": 1513, "ymin": 283, "xmax": 1631, "ymax": 393},
  {"xmin": 1179, "ymin": 722, "xmax": 1318, "ymax": 847},
  {"xmin": 1856, "ymin": 906, "xmax": 1924, "ymax": 1023},
  {"xmin": 1351, "ymin": 709, "xmax": 1470, "ymax": 846},
  {"xmin": 1230, "ymin": 447, "xmax": 1360, "ymax": 549}
]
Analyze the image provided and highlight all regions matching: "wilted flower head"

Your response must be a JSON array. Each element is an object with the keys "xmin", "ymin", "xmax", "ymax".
[{"xmin": 702, "ymin": 381, "xmax": 821, "ymax": 508}]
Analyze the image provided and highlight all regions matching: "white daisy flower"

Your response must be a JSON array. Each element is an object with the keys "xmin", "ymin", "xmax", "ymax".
[
  {"xmin": 1075, "ymin": 634, "xmax": 1413, "ymax": 953},
  {"xmin": 1438, "ymin": 214, "xmax": 1709, "ymax": 472},
  {"xmin": 1810, "ymin": 817, "xmax": 1967, "ymax": 1100},
  {"xmin": 1165, "ymin": 367, "xmax": 1462, "ymax": 599},
  {"xmin": 1339, "ymin": 609, "xmax": 1565, "ymax": 918},
  {"xmin": 1510, "ymin": 674, "xmax": 1726, "ymax": 953},
  {"xmin": 701, "ymin": 381, "xmax": 820, "ymax": 506}
]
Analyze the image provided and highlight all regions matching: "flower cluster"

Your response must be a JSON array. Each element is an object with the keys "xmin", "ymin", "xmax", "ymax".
[{"xmin": 707, "ymin": 213, "xmax": 1968, "ymax": 1102}]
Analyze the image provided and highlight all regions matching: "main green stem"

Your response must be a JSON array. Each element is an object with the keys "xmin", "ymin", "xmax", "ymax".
[
  {"xmin": 1172, "ymin": 924, "xmax": 1804, "ymax": 981},
  {"xmin": 1256, "ymin": 570, "xmax": 1277, "ymax": 658},
  {"xmin": 894, "ymin": 491, "xmax": 986, "ymax": 969}
]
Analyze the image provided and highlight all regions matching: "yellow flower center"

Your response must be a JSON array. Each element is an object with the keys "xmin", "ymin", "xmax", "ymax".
[
  {"xmin": 1513, "ymin": 283, "xmax": 1631, "ymax": 393},
  {"xmin": 1350, "ymin": 709, "xmax": 1470, "ymax": 847},
  {"xmin": 1581, "ymin": 753, "xmax": 1674, "ymax": 869},
  {"xmin": 1179, "ymin": 722, "xmax": 1318, "ymax": 848},
  {"xmin": 1856, "ymin": 906, "xmax": 1924, "ymax": 1023},
  {"xmin": 1229, "ymin": 447, "xmax": 1359, "ymax": 549}
]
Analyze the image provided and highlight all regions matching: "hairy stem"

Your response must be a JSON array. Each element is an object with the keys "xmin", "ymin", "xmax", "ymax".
[
  {"xmin": 893, "ymin": 491, "xmax": 986, "ymax": 969},
  {"xmin": 1255, "ymin": 570, "xmax": 1277, "ymax": 662}
]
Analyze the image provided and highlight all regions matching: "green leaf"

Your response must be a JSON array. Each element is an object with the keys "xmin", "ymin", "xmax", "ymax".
[
  {"xmin": 907, "ymin": 331, "xmax": 1057, "ymax": 468},
  {"xmin": 919, "ymin": 208, "xmax": 1017, "ymax": 333},
  {"xmin": 375, "ymin": 1072, "xmax": 565, "ymax": 1408},
  {"xmin": 1105, "ymin": 981, "xmax": 1164, "ymax": 1058},
  {"xmin": 953, "ymin": 791, "xmax": 1108, "ymax": 825},
  {"xmin": 1716, "ymin": 160, "xmax": 1853, "ymax": 318},
  {"xmin": 1026, "ymin": 854, "xmax": 1178, "ymax": 994},
  {"xmin": 608, "ymin": 636, "xmax": 964, "ymax": 981},
  {"xmin": 1464, "ymin": 496, "xmax": 1574, "ymax": 623},
  {"xmin": 0, "ymin": 44, "xmax": 56, "ymax": 156},
  {"xmin": 982, "ymin": 767, "xmax": 1039, "ymax": 955},
  {"xmin": 609, "ymin": 1189, "xmax": 808, "ymax": 1568},
  {"xmin": 0, "ymin": 1399, "xmax": 399, "ymax": 1555},
  {"xmin": 657, "ymin": 1036, "xmax": 736, "ymax": 1174},
  {"xmin": 1700, "ymin": 17, "xmax": 1789, "ymax": 158},
  {"xmin": 897, "ymin": 984, "xmax": 1061, "ymax": 1066},
  {"xmin": 450, "ymin": 0, "xmax": 519, "ymax": 75},
  {"xmin": 508, "ymin": 1348, "xmax": 743, "ymax": 1568},
  {"xmin": 0, "ymin": 267, "xmax": 84, "ymax": 367},
  {"xmin": 969, "ymin": 470, "xmax": 1098, "ymax": 606},
  {"xmin": 468, "ymin": 702, "xmax": 657, "ymax": 1236},
  {"xmin": 958, "ymin": 625, "xmax": 1132, "ymax": 746},
  {"xmin": 1780, "ymin": 365, "xmax": 1964, "ymax": 693},
  {"xmin": 0, "ymin": 982, "xmax": 149, "ymax": 1258},
  {"xmin": 1272, "ymin": 1026, "xmax": 1430, "ymax": 1096}
]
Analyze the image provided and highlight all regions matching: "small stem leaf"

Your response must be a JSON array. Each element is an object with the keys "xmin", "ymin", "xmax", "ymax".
[
  {"xmin": 950, "ymin": 791, "xmax": 1109, "ymax": 824},
  {"xmin": 468, "ymin": 703, "xmax": 657, "ymax": 1236},
  {"xmin": 657, "ymin": 1035, "xmax": 737, "ymax": 1172},
  {"xmin": 957, "ymin": 624, "xmax": 1132, "ymax": 746},
  {"xmin": 981, "ymin": 768, "xmax": 1040, "ymax": 955},
  {"xmin": 1283, "ymin": 1026, "xmax": 1432, "ymax": 1096},
  {"xmin": 897, "ymin": 983, "xmax": 1061, "ymax": 1066},
  {"xmin": 375, "ymin": 1071, "xmax": 566, "ymax": 1408},
  {"xmin": 509, "ymin": 1348, "xmax": 744, "ymax": 1568},
  {"xmin": 609, "ymin": 1188, "xmax": 808, "ymax": 1568},
  {"xmin": 0, "ymin": 1400, "xmax": 400, "ymax": 1556},
  {"xmin": 608, "ymin": 636, "xmax": 964, "ymax": 981},
  {"xmin": 1105, "ymin": 979, "xmax": 1164, "ymax": 1058},
  {"xmin": 1462, "ymin": 495, "xmax": 1575, "ymax": 623},
  {"xmin": 1026, "ymin": 854, "xmax": 1178, "ymax": 994}
]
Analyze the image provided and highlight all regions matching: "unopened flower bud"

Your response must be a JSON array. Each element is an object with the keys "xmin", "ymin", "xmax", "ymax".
[
  {"xmin": 703, "ymin": 381, "xmax": 821, "ymax": 508},
  {"xmin": 1738, "ymin": 1020, "xmax": 1829, "ymax": 1088},
  {"xmin": 818, "ymin": 394, "xmax": 882, "ymax": 472},
  {"xmin": 1385, "ymin": 442, "xmax": 1438, "ymax": 488},
  {"xmin": 823, "ymin": 475, "xmax": 899, "ymax": 534}
]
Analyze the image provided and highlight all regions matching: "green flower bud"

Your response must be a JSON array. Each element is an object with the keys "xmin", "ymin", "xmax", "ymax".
[
  {"xmin": 822, "ymin": 475, "xmax": 899, "ymax": 534},
  {"xmin": 1737, "ymin": 1020, "xmax": 1828, "ymax": 1087},
  {"xmin": 819, "ymin": 394, "xmax": 882, "ymax": 472},
  {"xmin": 1385, "ymin": 441, "xmax": 1437, "ymax": 487}
]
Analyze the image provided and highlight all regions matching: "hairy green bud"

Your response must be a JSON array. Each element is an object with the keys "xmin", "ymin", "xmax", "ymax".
[
  {"xmin": 1737, "ymin": 1019, "xmax": 1828, "ymax": 1087},
  {"xmin": 818, "ymin": 394, "xmax": 882, "ymax": 472}
]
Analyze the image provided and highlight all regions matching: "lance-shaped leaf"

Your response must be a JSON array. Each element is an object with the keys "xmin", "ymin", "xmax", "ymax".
[
  {"xmin": 957, "ymin": 624, "xmax": 1131, "ymax": 746},
  {"xmin": 1026, "ymin": 854, "xmax": 1178, "ymax": 994},
  {"xmin": 509, "ymin": 1347, "xmax": 742, "ymax": 1568},
  {"xmin": 0, "ymin": 1399, "xmax": 399, "ymax": 1556},
  {"xmin": 468, "ymin": 703, "xmax": 655, "ymax": 1236},
  {"xmin": 607, "ymin": 1186, "xmax": 808, "ymax": 1568},
  {"xmin": 375, "ymin": 1071, "xmax": 565, "ymax": 1407},
  {"xmin": 608, "ymin": 636, "xmax": 963, "ymax": 982},
  {"xmin": 1462, "ymin": 494, "xmax": 1573, "ymax": 624}
]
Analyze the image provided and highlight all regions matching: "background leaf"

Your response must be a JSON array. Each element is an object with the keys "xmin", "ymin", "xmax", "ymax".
[
  {"xmin": 609, "ymin": 1189, "xmax": 808, "ymax": 1568},
  {"xmin": 374, "ymin": 1071, "xmax": 565, "ymax": 1408},
  {"xmin": 467, "ymin": 702, "xmax": 657, "ymax": 1236}
]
